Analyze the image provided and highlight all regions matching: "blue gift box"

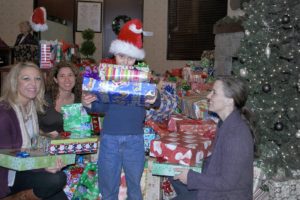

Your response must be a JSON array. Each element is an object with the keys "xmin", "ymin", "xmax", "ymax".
[{"xmin": 82, "ymin": 77, "xmax": 156, "ymax": 106}]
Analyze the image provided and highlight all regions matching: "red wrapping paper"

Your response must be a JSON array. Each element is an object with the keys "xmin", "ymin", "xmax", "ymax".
[{"xmin": 150, "ymin": 132, "xmax": 214, "ymax": 166}]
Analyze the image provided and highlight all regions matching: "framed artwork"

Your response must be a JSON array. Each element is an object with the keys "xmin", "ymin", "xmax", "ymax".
[{"xmin": 76, "ymin": 1, "xmax": 102, "ymax": 32}]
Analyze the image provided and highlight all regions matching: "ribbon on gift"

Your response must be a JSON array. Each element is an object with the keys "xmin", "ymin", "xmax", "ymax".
[
  {"xmin": 70, "ymin": 166, "xmax": 84, "ymax": 177},
  {"xmin": 161, "ymin": 179, "xmax": 174, "ymax": 195},
  {"xmin": 16, "ymin": 151, "xmax": 30, "ymax": 158},
  {"xmin": 60, "ymin": 131, "xmax": 71, "ymax": 138}
]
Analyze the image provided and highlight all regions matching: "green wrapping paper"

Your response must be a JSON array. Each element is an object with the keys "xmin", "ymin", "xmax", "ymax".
[
  {"xmin": 61, "ymin": 103, "xmax": 92, "ymax": 138},
  {"xmin": 152, "ymin": 161, "xmax": 202, "ymax": 176}
]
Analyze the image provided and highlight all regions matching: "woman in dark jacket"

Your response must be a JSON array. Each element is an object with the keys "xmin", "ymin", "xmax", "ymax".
[
  {"xmin": 172, "ymin": 76, "xmax": 256, "ymax": 200},
  {"xmin": 0, "ymin": 62, "xmax": 67, "ymax": 200}
]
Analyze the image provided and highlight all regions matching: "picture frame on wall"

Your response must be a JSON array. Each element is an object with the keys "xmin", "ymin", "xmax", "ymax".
[{"xmin": 76, "ymin": 1, "xmax": 102, "ymax": 32}]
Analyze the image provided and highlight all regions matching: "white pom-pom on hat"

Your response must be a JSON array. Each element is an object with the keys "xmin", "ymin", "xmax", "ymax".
[{"xmin": 109, "ymin": 19, "xmax": 153, "ymax": 60}]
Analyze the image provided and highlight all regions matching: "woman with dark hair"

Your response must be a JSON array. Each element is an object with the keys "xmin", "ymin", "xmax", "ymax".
[
  {"xmin": 0, "ymin": 62, "xmax": 67, "ymax": 199},
  {"xmin": 38, "ymin": 61, "xmax": 82, "ymax": 138},
  {"xmin": 171, "ymin": 76, "xmax": 256, "ymax": 200}
]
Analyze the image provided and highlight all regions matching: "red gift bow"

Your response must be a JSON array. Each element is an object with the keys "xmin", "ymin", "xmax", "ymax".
[
  {"xmin": 161, "ymin": 180, "xmax": 174, "ymax": 195},
  {"xmin": 60, "ymin": 131, "xmax": 71, "ymax": 138},
  {"xmin": 70, "ymin": 166, "xmax": 84, "ymax": 177},
  {"xmin": 156, "ymin": 156, "xmax": 168, "ymax": 163}
]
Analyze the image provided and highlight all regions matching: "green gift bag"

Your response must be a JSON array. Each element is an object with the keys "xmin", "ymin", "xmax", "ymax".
[{"xmin": 72, "ymin": 162, "xmax": 100, "ymax": 200}]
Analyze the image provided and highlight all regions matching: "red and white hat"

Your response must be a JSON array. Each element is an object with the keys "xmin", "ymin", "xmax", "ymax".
[
  {"xmin": 30, "ymin": 7, "xmax": 48, "ymax": 32},
  {"xmin": 109, "ymin": 19, "xmax": 147, "ymax": 60}
]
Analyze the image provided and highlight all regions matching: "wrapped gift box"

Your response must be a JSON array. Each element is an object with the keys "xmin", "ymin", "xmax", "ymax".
[
  {"xmin": 82, "ymin": 77, "xmax": 156, "ymax": 106},
  {"xmin": 98, "ymin": 63, "xmax": 150, "ymax": 82},
  {"xmin": 267, "ymin": 178, "xmax": 300, "ymax": 199},
  {"xmin": 40, "ymin": 40, "xmax": 60, "ymax": 69},
  {"xmin": 118, "ymin": 158, "xmax": 162, "ymax": 200},
  {"xmin": 180, "ymin": 94, "xmax": 211, "ymax": 120},
  {"xmin": 146, "ymin": 83, "xmax": 178, "ymax": 122},
  {"xmin": 144, "ymin": 127, "xmax": 157, "ymax": 152},
  {"xmin": 152, "ymin": 161, "xmax": 202, "ymax": 177},
  {"xmin": 190, "ymin": 82, "xmax": 214, "ymax": 92},
  {"xmin": 49, "ymin": 136, "xmax": 99, "ymax": 155},
  {"xmin": 177, "ymin": 119, "xmax": 216, "ymax": 138},
  {"xmin": 145, "ymin": 120, "xmax": 170, "ymax": 137},
  {"xmin": 61, "ymin": 103, "xmax": 92, "ymax": 138},
  {"xmin": 0, "ymin": 149, "xmax": 75, "ymax": 171},
  {"xmin": 167, "ymin": 114, "xmax": 190, "ymax": 132},
  {"xmin": 150, "ymin": 132, "xmax": 213, "ymax": 166}
]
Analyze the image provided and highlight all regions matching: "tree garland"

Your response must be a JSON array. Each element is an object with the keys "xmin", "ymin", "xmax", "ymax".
[{"xmin": 112, "ymin": 15, "xmax": 131, "ymax": 35}]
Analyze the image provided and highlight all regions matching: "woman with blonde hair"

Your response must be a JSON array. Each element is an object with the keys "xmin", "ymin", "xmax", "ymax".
[{"xmin": 0, "ymin": 62, "xmax": 67, "ymax": 200}]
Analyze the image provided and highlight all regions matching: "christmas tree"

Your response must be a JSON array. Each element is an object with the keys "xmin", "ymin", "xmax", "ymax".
[{"xmin": 232, "ymin": 0, "xmax": 300, "ymax": 178}]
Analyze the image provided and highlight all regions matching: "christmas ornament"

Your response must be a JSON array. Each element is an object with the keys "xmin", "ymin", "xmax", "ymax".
[
  {"xmin": 240, "ymin": 68, "xmax": 248, "ymax": 77},
  {"xmin": 265, "ymin": 43, "xmax": 271, "ymax": 58},
  {"xmin": 240, "ymin": 58, "xmax": 246, "ymax": 64},
  {"xmin": 282, "ymin": 14, "xmax": 290, "ymax": 24},
  {"xmin": 296, "ymin": 130, "xmax": 300, "ymax": 138},
  {"xmin": 274, "ymin": 122, "xmax": 283, "ymax": 131},
  {"xmin": 112, "ymin": 15, "xmax": 131, "ymax": 35},
  {"xmin": 262, "ymin": 83, "xmax": 271, "ymax": 93},
  {"xmin": 245, "ymin": 30, "xmax": 250, "ymax": 36}
]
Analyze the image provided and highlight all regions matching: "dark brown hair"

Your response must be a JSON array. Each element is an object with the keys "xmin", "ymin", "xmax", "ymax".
[
  {"xmin": 218, "ymin": 76, "xmax": 257, "ymax": 148},
  {"xmin": 46, "ymin": 61, "xmax": 82, "ymax": 102}
]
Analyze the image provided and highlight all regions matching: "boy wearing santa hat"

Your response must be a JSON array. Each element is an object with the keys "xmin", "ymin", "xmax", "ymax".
[{"xmin": 82, "ymin": 19, "xmax": 160, "ymax": 199}]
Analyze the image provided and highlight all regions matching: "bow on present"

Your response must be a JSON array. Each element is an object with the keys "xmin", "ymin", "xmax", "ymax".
[
  {"xmin": 161, "ymin": 179, "xmax": 174, "ymax": 195},
  {"xmin": 60, "ymin": 131, "xmax": 71, "ymax": 138}
]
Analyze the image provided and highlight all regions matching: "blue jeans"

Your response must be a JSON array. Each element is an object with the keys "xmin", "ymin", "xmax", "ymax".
[{"xmin": 98, "ymin": 134, "xmax": 145, "ymax": 200}]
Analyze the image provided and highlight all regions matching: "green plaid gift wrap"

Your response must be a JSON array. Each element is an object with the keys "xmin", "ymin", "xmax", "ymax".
[{"xmin": 0, "ymin": 149, "xmax": 76, "ymax": 171}]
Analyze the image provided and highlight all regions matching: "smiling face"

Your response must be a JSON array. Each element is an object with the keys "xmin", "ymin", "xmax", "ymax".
[
  {"xmin": 115, "ymin": 54, "xmax": 136, "ymax": 66},
  {"xmin": 54, "ymin": 67, "xmax": 76, "ymax": 93},
  {"xmin": 17, "ymin": 67, "xmax": 42, "ymax": 105},
  {"xmin": 206, "ymin": 80, "xmax": 233, "ymax": 119}
]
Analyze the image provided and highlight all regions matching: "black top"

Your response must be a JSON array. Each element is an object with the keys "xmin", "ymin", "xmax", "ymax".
[
  {"xmin": 14, "ymin": 33, "xmax": 38, "ymax": 46},
  {"xmin": 38, "ymin": 94, "xmax": 80, "ymax": 133}
]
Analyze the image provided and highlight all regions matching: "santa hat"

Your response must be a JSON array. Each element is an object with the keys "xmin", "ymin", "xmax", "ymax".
[
  {"xmin": 109, "ymin": 19, "xmax": 150, "ymax": 60},
  {"xmin": 30, "ymin": 7, "xmax": 48, "ymax": 32}
]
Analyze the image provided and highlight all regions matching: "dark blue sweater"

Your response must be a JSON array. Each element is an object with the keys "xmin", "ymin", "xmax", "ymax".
[{"xmin": 87, "ymin": 94, "xmax": 160, "ymax": 136}]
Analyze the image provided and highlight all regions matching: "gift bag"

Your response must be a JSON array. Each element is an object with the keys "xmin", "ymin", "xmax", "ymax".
[{"xmin": 72, "ymin": 162, "xmax": 100, "ymax": 200}]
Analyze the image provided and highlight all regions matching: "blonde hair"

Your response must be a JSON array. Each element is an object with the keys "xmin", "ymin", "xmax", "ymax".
[
  {"xmin": 19, "ymin": 21, "xmax": 32, "ymax": 33},
  {"xmin": 0, "ymin": 62, "xmax": 47, "ymax": 113}
]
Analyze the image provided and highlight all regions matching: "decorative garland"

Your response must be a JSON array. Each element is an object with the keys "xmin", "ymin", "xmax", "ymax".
[{"xmin": 112, "ymin": 15, "xmax": 131, "ymax": 35}]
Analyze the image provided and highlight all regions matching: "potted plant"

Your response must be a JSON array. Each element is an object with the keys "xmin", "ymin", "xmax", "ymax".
[{"xmin": 80, "ymin": 28, "xmax": 96, "ymax": 63}]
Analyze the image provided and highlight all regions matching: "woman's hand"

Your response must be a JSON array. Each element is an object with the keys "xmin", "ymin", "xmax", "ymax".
[
  {"xmin": 81, "ymin": 92, "xmax": 97, "ymax": 109},
  {"xmin": 48, "ymin": 131, "xmax": 59, "ymax": 138},
  {"xmin": 45, "ymin": 158, "xmax": 66, "ymax": 174},
  {"xmin": 173, "ymin": 168, "xmax": 189, "ymax": 185}
]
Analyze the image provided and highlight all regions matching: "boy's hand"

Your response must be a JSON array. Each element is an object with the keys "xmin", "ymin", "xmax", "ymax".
[{"xmin": 82, "ymin": 92, "xmax": 97, "ymax": 109}]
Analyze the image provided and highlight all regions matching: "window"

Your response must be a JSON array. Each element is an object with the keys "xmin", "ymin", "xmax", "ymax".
[{"xmin": 167, "ymin": 0, "xmax": 227, "ymax": 60}]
